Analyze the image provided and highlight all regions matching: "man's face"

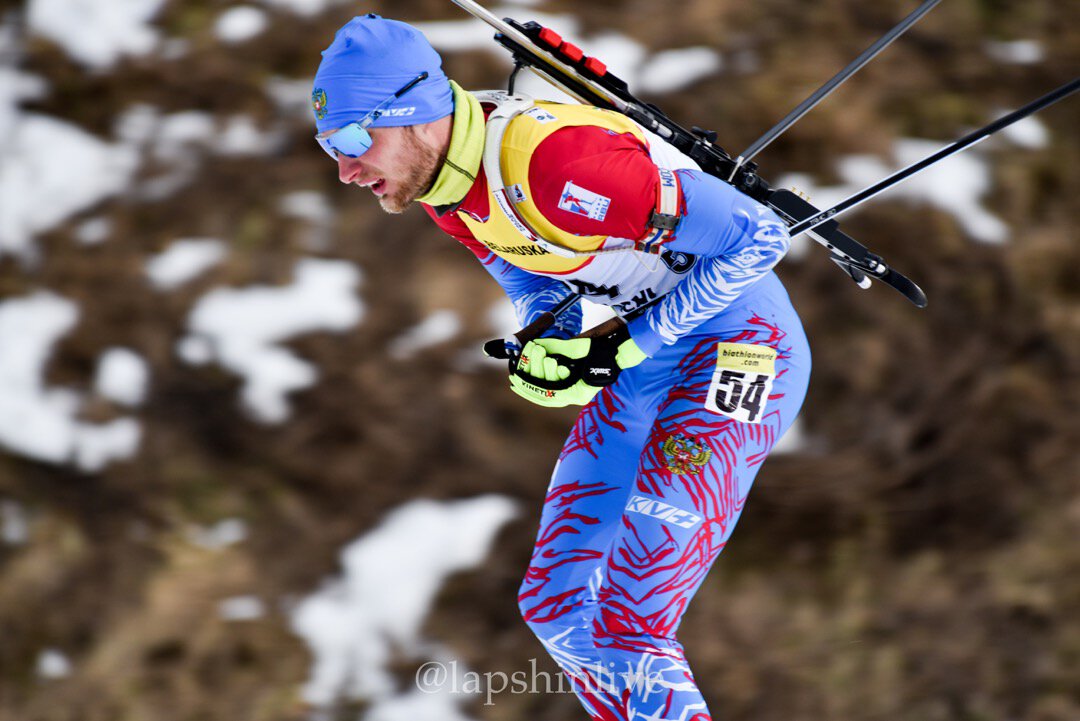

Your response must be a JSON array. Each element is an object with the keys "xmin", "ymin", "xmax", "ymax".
[{"xmin": 336, "ymin": 125, "xmax": 443, "ymax": 214}]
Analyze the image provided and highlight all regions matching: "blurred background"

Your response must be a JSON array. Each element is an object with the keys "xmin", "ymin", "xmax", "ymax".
[{"xmin": 1, "ymin": 0, "xmax": 1078, "ymax": 719}]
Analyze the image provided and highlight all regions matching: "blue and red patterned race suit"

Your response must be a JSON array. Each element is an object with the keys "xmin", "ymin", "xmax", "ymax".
[{"xmin": 423, "ymin": 95, "xmax": 811, "ymax": 721}]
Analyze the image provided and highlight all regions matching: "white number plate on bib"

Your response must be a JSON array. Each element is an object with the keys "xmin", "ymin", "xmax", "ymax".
[{"xmin": 704, "ymin": 343, "xmax": 777, "ymax": 424}]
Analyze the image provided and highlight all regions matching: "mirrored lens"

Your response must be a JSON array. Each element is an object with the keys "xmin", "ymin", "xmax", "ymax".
[{"xmin": 317, "ymin": 123, "xmax": 374, "ymax": 159}]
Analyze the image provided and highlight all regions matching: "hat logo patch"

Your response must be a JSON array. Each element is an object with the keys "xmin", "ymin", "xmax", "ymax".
[{"xmin": 312, "ymin": 88, "xmax": 328, "ymax": 120}]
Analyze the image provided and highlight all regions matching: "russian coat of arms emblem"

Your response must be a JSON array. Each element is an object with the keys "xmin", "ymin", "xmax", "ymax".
[
  {"xmin": 312, "ymin": 88, "xmax": 328, "ymax": 120},
  {"xmin": 662, "ymin": 434, "xmax": 712, "ymax": 475}
]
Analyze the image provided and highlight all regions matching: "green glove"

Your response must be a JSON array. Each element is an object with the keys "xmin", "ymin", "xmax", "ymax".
[{"xmin": 509, "ymin": 323, "xmax": 648, "ymax": 407}]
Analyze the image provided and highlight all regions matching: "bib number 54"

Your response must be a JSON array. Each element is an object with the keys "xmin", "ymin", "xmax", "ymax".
[{"xmin": 705, "ymin": 369, "xmax": 773, "ymax": 423}]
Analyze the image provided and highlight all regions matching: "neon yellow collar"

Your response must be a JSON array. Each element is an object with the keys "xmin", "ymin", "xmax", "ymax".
[{"xmin": 417, "ymin": 81, "xmax": 485, "ymax": 207}]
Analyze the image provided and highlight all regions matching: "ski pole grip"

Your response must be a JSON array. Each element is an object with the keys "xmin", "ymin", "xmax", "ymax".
[
  {"xmin": 513, "ymin": 293, "xmax": 580, "ymax": 347},
  {"xmin": 481, "ymin": 312, "xmax": 557, "ymax": 361},
  {"xmin": 484, "ymin": 294, "xmax": 581, "ymax": 360}
]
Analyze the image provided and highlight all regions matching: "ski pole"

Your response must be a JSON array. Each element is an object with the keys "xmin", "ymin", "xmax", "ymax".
[
  {"xmin": 788, "ymin": 77, "xmax": 1080, "ymax": 237},
  {"xmin": 737, "ymin": 0, "xmax": 942, "ymax": 168}
]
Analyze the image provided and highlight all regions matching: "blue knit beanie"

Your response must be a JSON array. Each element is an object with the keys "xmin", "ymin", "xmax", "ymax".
[{"xmin": 312, "ymin": 14, "xmax": 454, "ymax": 134}]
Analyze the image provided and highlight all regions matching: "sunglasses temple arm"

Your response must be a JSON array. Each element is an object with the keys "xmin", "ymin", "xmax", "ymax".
[{"xmin": 395, "ymin": 71, "xmax": 429, "ymax": 99}]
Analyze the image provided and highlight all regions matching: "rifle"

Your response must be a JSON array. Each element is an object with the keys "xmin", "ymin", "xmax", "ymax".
[
  {"xmin": 449, "ymin": 0, "xmax": 1077, "ymax": 353},
  {"xmin": 449, "ymin": 0, "xmax": 932, "ymax": 308}
]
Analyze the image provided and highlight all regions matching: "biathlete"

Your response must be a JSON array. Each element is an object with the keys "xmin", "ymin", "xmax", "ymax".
[{"xmin": 312, "ymin": 15, "xmax": 811, "ymax": 721}]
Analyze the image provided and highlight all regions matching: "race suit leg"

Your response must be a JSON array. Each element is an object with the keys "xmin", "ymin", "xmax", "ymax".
[
  {"xmin": 592, "ymin": 312, "xmax": 810, "ymax": 721},
  {"xmin": 517, "ymin": 382, "xmax": 652, "ymax": 721},
  {"xmin": 520, "ymin": 305, "xmax": 810, "ymax": 721}
]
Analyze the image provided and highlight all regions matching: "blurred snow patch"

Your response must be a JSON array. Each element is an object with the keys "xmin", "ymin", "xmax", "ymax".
[
  {"xmin": 0, "ymin": 66, "xmax": 47, "ymax": 139},
  {"xmin": 487, "ymin": 298, "xmax": 518, "ymax": 338},
  {"xmin": 27, "ymin": 0, "xmax": 167, "ymax": 69},
  {"xmin": 220, "ymin": 595, "xmax": 266, "ymax": 621},
  {"xmin": 280, "ymin": 191, "xmax": 332, "ymax": 224},
  {"xmin": 779, "ymin": 137, "xmax": 1008, "ymax": 245},
  {"xmin": 153, "ymin": 111, "xmax": 216, "ymax": 158},
  {"xmin": 214, "ymin": 6, "xmax": 269, "ymax": 44},
  {"xmin": 146, "ymin": 238, "xmax": 227, "ymax": 290},
  {"xmin": 265, "ymin": 76, "xmax": 316, "ymax": 118},
  {"xmin": 416, "ymin": 9, "xmax": 580, "ymax": 55},
  {"xmin": 984, "ymin": 39, "xmax": 1043, "ymax": 65},
  {"xmin": 215, "ymin": 114, "xmax": 284, "ymax": 156},
  {"xmin": 415, "ymin": 17, "xmax": 513, "ymax": 54},
  {"xmin": 639, "ymin": 47, "xmax": 722, "ymax": 94},
  {"xmin": 997, "ymin": 112, "xmax": 1048, "ymax": 150},
  {"xmin": 189, "ymin": 518, "xmax": 248, "ymax": 550},
  {"xmin": 1, "ymin": 115, "xmax": 137, "ymax": 259},
  {"xmin": 364, "ymin": 685, "xmax": 477, "ymax": 721},
  {"xmin": 35, "ymin": 649, "xmax": 71, "ymax": 679},
  {"xmin": 459, "ymin": 299, "xmax": 519, "ymax": 372},
  {"xmin": 74, "ymin": 217, "xmax": 112, "ymax": 246},
  {"xmin": 772, "ymin": 419, "xmax": 806, "ymax": 454},
  {"xmin": 1, "ymin": 500, "xmax": 30, "ymax": 545},
  {"xmin": 388, "ymin": 311, "xmax": 462, "ymax": 360},
  {"xmin": 72, "ymin": 418, "xmax": 141, "ymax": 473},
  {"xmin": 182, "ymin": 259, "xmax": 364, "ymax": 423},
  {"xmin": 587, "ymin": 32, "xmax": 648, "ymax": 81},
  {"xmin": 258, "ymin": 0, "xmax": 349, "ymax": 17},
  {"xmin": 280, "ymin": 191, "xmax": 334, "ymax": 250},
  {"xmin": 176, "ymin": 336, "xmax": 214, "ymax": 365},
  {"xmin": 94, "ymin": 348, "xmax": 149, "ymax": 407},
  {"xmin": 417, "ymin": 14, "xmax": 718, "ymax": 97},
  {"xmin": 0, "ymin": 292, "xmax": 142, "ymax": 471},
  {"xmin": 114, "ymin": 103, "xmax": 161, "ymax": 145},
  {"xmin": 116, "ymin": 107, "xmax": 213, "ymax": 200},
  {"xmin": 291, "ymin": 495, "xmax": 518, "ymax": 708},
  {"xmin": 115, "ymin": 107, "xmax": 280, "ymax": 199}
]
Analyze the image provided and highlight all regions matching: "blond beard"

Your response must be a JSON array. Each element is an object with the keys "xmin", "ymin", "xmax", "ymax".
[{"xmin": 378, "ymin": 126, "xmax": 446, "ymax": 214}]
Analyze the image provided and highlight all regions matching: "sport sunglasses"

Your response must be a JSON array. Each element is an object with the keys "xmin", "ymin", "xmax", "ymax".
[{"xmin": 315, "ymin": 71, "xmax": 429, "ymax": 160}]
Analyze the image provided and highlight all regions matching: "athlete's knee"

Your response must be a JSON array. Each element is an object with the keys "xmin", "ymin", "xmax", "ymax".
[
  {"xmin": 591, "ymin": 608, "xmax": 684, "ymax": 660},
  {"xmin": 517, "ymin": 571, "xmax": 570, "ymax": 638}
]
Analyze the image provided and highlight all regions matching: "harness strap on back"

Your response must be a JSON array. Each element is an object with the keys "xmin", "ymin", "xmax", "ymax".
[{"xmin": 475, "ymin": 90, "xmax": 682, "ymax": 258}]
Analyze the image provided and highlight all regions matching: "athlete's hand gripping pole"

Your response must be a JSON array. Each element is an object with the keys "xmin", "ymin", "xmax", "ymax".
[
  {"xmin": 484, "ymin": 298, "xmax": 645, "ymax": 407},
  {"xmin": 510, "ymin": 318, "xmax": 646, "ymax": 407}
]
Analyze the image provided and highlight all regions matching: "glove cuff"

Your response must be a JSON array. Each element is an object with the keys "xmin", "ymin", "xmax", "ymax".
[
  {"xmin": 602, "ymin": 322, "xmax": 644, "ymax": 368},
  {"xmin": 616, "ymin": 335, "xmax": 647, "ymax": 369}
]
